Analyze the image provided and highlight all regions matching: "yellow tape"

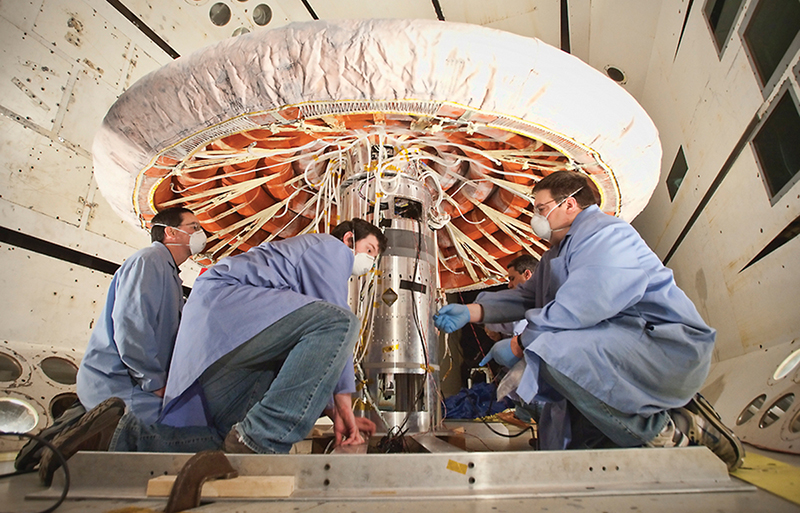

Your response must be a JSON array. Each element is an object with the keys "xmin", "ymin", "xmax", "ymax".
[
  {"xmin": 732, "ymin": 453, "xmax": 800, "ymax": 506},
  {"xmin": 446, "ymin": 460, "xmax": 468, "ymax": 475},
  {"xmin": 382, "ymin": 344, "xmax": 400, "ymax": 353}
]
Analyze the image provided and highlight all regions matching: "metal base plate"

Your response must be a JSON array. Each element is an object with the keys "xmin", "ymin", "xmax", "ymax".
[{"xmin": 31, "ymin": 445, "xmax": 753, "ymax": 502}]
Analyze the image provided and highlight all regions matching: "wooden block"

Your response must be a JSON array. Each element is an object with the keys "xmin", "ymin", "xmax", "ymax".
[{"xmin": 146, "ymin": 475, "xmax": 295, "ymax": 498}]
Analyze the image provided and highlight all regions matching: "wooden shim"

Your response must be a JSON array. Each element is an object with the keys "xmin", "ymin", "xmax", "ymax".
[{"xmin": 146, "ymin": 475, "xmax": 295, "ymax": 498}]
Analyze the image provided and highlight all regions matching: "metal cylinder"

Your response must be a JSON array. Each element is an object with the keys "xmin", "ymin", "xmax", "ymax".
[{"xmin": 339, "ymin": 165, "xmax": 440, "ymax": 433}]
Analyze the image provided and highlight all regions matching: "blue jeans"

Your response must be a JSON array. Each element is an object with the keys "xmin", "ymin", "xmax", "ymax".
[
  {"xmin": 538, "ymin": 361, "xmax": 669, "ymax": 449},
  {"xmin": 111, "ymin": 301, "xmax": 359, "ymax": 454}
]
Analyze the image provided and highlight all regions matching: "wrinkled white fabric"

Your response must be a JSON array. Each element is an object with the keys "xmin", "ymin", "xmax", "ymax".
[{"xmin": 93, "ymin": 19, "xmax": 660, "ymax": 228}]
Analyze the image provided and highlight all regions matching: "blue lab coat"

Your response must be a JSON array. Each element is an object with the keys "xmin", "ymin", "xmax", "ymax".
[
  {"xmin": 76, "ymin": 242, "xmax": 184, "ymax": 423},
  {"xmin": 160, "ymin": 233, "xmax": 355, "ymax": 427},
  {"xmin": 477, "ymin": 205, "xmax": 716, "ymax": 417}
]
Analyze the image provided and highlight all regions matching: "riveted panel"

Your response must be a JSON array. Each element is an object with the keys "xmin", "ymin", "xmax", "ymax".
[
  {"xmin": 0, "ymin": 16, "xmax": 73, "ymax": 129},
  {"xmin": 32, "ymin": 0, "xmax": 132, "ymax": 89},
  {"xmin": 58, "ymin": 66, "xmax": 120, "ymax": 152},
  {"xmin": 121, "ymin": 44, "xmax": 163, "ymax": 92},
  {"xmin": 120, "ymin": 0, "xmax": 252, "ymax": 56},
  {"xmin": 0, "ymin": 0, "xmax": 45, "ymax": 32},
  {"xmin": 0, "ymin": 242, "xmax": 110, "ymax": 349},
  {"xmin": 85, "ymin": 180, "xmax": 151, "ymax": 248},
  {"xmin": 0, "ymin": 115, "xmax": 93, "ymax": 225},
  {"xmin": 441, "ymin": 0, "xmax": 561, "ymax": 49}
]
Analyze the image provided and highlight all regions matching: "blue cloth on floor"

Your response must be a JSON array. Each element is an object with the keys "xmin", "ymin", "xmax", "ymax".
[{"xmin": 444, "ymin": 382, "xmax": 514, "ymax": 419}]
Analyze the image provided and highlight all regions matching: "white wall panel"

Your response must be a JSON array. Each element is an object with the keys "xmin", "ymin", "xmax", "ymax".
[
  {"xmin": 312, "ymin": 0, "xmax": 436, "ymax": 20},
  {"xmin": 567, "ymin": 0, "xmax": 591, "ymax": 61},
  {"xmin": 0, "ymin": 16, "xmax": 73, "ymax": 129},
  {"xmin": 583, "ymin": 0, "xmax": 662, "ymax": 100},
  {"xmin": 0, "ymin": 115, "xmax": 93, "ymax": 225},
  {"xmin": 634, "ymin": 0, "xmax": 800, "ymax": 382},
  {"xmin": 440, "ymin": 0, "xmax": 560, "ymax": 47},
  {"xmin": 32, "ymin": 0, "xmax": 132, "ymax": 89},
  {"xmin": 0, "ymin": 243, "xmax": 110, "ymax": 350},
  {"xmin": 84, "ymin": 181, "xmax": 151, "ymax": 247},
  {"xmin": 120, "ymin": 43, "xmax": 162, "ymax": 92},
  {"xmin": 665, "ymin": 210, "xmax": 743, "ymax": 362},
  {"xmin": 727, "ymin": 237, "xmax": 800, "ymax": 353},
  {"xmin": 632, "ymin": 1, "xmax": 689, "ymax": 249},
  {"xmin": 483, "ymin": 7, "xmax": 561, "ymax": 49},
  {"xmin": 637, "ymin": 5, "xmax": 762, "ymax": 257},
  {"xmin": 0, "ymin": 0, "xmax": 45, "ymax": 32},
  {"xmin": 58, "ymin": 66, "xmax": 120, "ymax": 152},
  {"xmin": 272, "ymin": 0, "xmax": 314, "ymax": 23},
  {"xmin": 119, "ymin": 0, "xmax": 256, "ymax": 56},
  {"xmin": 0, "ymin": 199, "xmax": 138, "ymax": 263}
]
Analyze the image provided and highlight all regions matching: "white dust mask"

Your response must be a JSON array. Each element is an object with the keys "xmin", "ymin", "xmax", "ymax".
[
  {"xmin": 529, "ymin": 187, "xmax": 584, "ymax": 241},
  {"xmin": 352, "ymin": 251, "xmax": 375, "ymax": 277},
  {"xmin": 154, "ymin": 224, "xmax": 207, "ymax": 255}
]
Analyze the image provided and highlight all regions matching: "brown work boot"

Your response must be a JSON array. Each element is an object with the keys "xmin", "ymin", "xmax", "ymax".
[
  {"xmin": 38, "ymin": 397, "xmax": 126, "ymax": 486},
  {"xmin": 649, "ymin": 393, "xmax": 744, "ymax": 471},
  {"xmin": 223, "ymin": 427, "xmax": 256, "ymax": 454}
]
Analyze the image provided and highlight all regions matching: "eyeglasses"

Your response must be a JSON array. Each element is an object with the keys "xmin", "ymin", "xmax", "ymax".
[
  {"xmin": 533, "ymin": 198, "xmax": 560, "ymax": 216},
  {"xmin": 178, "ymin": 222, "xmax": 203, "ymax": 232},
  {"xmin": 533, "ymin": 187, "xmax": 584, "ymax": 215}
]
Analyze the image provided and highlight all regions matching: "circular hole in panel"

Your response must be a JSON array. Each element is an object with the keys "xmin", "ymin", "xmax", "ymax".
[
  {"xmin": 253, "ymin": 4, "xmax": 272, "ymax": 26},
  {"xmin": 759, "ymin": 393, "xmax": 795, "ymax": 429},
  {"xmin": 736, "ymin": 394, "xmax": 767, "ymax": 425},
  {"xmin": 605, "ymin": 66, "xmax": 626, "ymax": 83},
  {"xmin": 0, "ymin": 397, "xmax": 40, "ymax": 433},
  {"xmin": 0, "ymin": 352, "xmax": 23, "ymax": 382},
  {"xmin": 790, "ymin": 410, "xmax": 800, "ymax": 434},
  {"xmin": 232, "ymin": 26, "xmax": 250, "ymax": 37},
  {"xmin": 50, "ymin": 393, "xmax": 79, "ymax": 419},
  {"xmin": 774, "ymin": 348, "xmax": 800, "ymax": 381},
  {"xmin": 40, "ymin": 357, "xmax": 78, "ymax": 385},
  {"xmin": 209, "ymin": 2, "xmax": 232, "ymax": 26}
]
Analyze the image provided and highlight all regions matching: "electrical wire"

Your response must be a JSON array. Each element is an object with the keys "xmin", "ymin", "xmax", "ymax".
[{"xmin": 0, "ymin": 431, "xmax": 70, "ymax": 513}]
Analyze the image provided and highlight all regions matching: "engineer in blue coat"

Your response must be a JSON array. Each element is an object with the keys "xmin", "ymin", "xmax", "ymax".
[
  {"xmin": 102, "ymin": 218, "xmax": 385, "ymax": 455},
  {"xmin": 76, "ymin": 207, "xmax": 205, "ymax": 423},
  {"xmin": 41, "ymin": 219, "xmax": 387, "ymax": 483},
  {"xmin": 434, "ymin": 171, "xmax": 743, "ymax": 470},
  {"xmin": 482, "ymin": 253, "xmax": 538, "ymax": 360}
]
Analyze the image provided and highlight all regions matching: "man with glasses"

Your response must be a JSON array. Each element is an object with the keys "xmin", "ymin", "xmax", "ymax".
[
  {"xmin": 435, "ymin": 171, "xmax": 743, "ymax": 470},
  {"xmin": 76, "ymin": 207, "xmax": 205, "ymax": 423},
  {"xmin": 17, "ymin": 207, "xmax": 205, "ymax": 474}
]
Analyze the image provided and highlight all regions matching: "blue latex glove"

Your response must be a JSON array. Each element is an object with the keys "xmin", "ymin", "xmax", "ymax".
[
  {"xmin": 433, "ymin": 304, "xmax": 471, "ymax": 333},
  {"xmin": 479, "ymin": 338, "xmax": 522, "ymax": 368}
]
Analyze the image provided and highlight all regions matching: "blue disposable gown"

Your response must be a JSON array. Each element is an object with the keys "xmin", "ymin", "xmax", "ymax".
[
  {"xmin": 160, "ymin": 234, "xmax": 355, "ymax": 427},
  {"xmin": 477, "ymin": 205, "xmax": 716, "ymax": 417},
  {"xmin": 485, "ymin": 320, "xmax": 527, "ymax": 338},
  {"xmin": 76, "ymin": 242, "xmax": 184, "ymax": 423}
]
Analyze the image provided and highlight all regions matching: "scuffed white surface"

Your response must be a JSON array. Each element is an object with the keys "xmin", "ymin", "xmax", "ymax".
[{"xmin": 93, "ymin": 19, "xmax": 660, "ymax": 225}]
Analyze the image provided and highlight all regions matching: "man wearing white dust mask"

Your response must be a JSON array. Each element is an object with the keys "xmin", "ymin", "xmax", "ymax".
[
  {"xmin": 434, "ymin": 171, "xmax": 743, "ymax": 471},
  {"xmin": 28, "ymin": 207, "xmax": 206, "ymax": 477},
  {"xmin": 39, "ymin": 218, "xmax": 388, "ymax": 485}
]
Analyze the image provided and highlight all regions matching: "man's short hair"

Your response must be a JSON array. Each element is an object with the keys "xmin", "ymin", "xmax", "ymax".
[
  {"xmin": 508, "ymin": 254, "xmax": 538, "ymax": 275},
  {"xmin": 150, "ymin": 207, "xmax": 193, "ymax": 243},
  {"xmin": 533, "ymin": 171, "xmax": 600, "ymax": 209},
  {"xmin": 331, "ymin": 218, "xmax": 388, "ymax": 254}
]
